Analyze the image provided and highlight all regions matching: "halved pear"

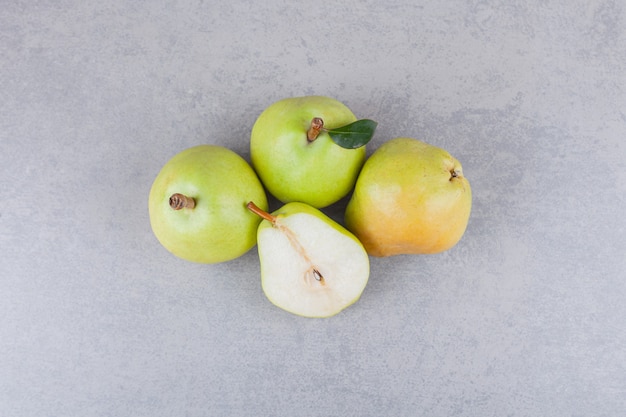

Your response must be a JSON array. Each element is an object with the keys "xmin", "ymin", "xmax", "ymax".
[{"xmin": 247, "ymin": 201, "xmax": 369, "ymax": 318}]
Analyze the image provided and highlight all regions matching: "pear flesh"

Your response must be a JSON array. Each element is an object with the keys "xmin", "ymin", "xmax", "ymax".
[{"xmin": 250, "ymin": 202, "xmax": 369, "ymax": 318}]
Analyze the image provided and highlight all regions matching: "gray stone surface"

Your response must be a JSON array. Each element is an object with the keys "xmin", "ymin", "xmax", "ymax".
[{"xmin": 1, "ymin": 1, "xmax": 625, "ymax": 416}]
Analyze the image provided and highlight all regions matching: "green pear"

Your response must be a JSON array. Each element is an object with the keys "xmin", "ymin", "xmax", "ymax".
[
  {"xmin": 247, "ymin": 201, "xmax": 369, "ymax": 318},
  {"xmin": 345, "ymin": 138, "xmax": 472, "ymax": 256},
  {"xmin": 149, "ymin": 145, "xmax": 268, "ymax": 263},
  {"xmin": 250, "ymin": 96, "xmax": 367, "ymax": 208}
]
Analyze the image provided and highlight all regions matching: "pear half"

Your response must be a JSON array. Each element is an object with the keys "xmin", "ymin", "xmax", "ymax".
[{"xmin": 247, "ymin": 201, "xmax": 369, "ymax": 318}]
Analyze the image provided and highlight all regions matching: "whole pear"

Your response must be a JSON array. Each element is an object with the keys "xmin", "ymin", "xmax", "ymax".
[
  {"xmin": 149, "ymin": 145, "xmax": 268, "ymax": 263},
  {"xmin": 250, "ymin": 96, "xmax": 366, "ymax": 208},
  {"xmin": 345, "ymin": 138, "xmax": 472, "ymax": 256}
]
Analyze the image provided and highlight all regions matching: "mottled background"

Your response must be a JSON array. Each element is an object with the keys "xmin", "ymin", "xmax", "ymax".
[{"xmin": 1, "ymin": 1, "xmax": 625, "ymax": 416}]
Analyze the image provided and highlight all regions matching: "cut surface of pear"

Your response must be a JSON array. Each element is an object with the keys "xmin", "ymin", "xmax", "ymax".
[{"xmin": 248, "ymin": 201, "xmax": 369, "ymax": 318}]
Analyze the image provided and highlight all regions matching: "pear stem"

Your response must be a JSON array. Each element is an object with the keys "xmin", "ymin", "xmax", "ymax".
[
  {"xmin": 169, "ymin": 193, "xmax": 195, "ymax": 210},
  {"xmin": 247, "ymin": 201, "xmax": 276, "ymax": 223},
  {"xmin": 306, "ymin": 117, "xmax": 324, "ymax": 142}
]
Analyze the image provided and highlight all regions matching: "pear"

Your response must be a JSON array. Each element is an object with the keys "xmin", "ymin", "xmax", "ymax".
[
  {"xmin": 250, "ymin": 95, "xmax": 368, "ymax": 208},
  {"xmin": 149, "ymin": 145, "xmax": 268, "ymax": 263},
  {"xmin": 247, "ymin": 201, "xmax": 369, "ymax": 318},
  {"xmin": 345, "ymin": 138, "xmax": 472, "ymax": 256}
]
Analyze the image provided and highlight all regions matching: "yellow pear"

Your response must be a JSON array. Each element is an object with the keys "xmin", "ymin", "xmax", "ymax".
[{"xmin": 345, "ymin": 138, "xmax": 471, "ymax": 256}]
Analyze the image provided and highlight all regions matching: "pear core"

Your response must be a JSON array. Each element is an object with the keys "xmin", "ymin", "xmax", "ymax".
[{"xmin": 247, "ymin": 202, "xmax": 327, "ymax": 287}]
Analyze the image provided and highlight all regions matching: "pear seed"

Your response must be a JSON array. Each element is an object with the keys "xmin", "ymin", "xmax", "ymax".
[{"xmin": 313, "ymin": 269, "xmax": 323, "ymax": 282}]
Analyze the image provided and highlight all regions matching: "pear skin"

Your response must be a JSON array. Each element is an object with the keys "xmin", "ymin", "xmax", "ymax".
[{"xmin": 345, "ymin": 138, "xmax": 472, "ymax": 256}]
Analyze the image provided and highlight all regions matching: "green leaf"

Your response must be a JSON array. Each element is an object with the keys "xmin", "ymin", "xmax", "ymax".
[{"xmin": 326, "ymin": 119, "xmax": 378, "ymax": 149}]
